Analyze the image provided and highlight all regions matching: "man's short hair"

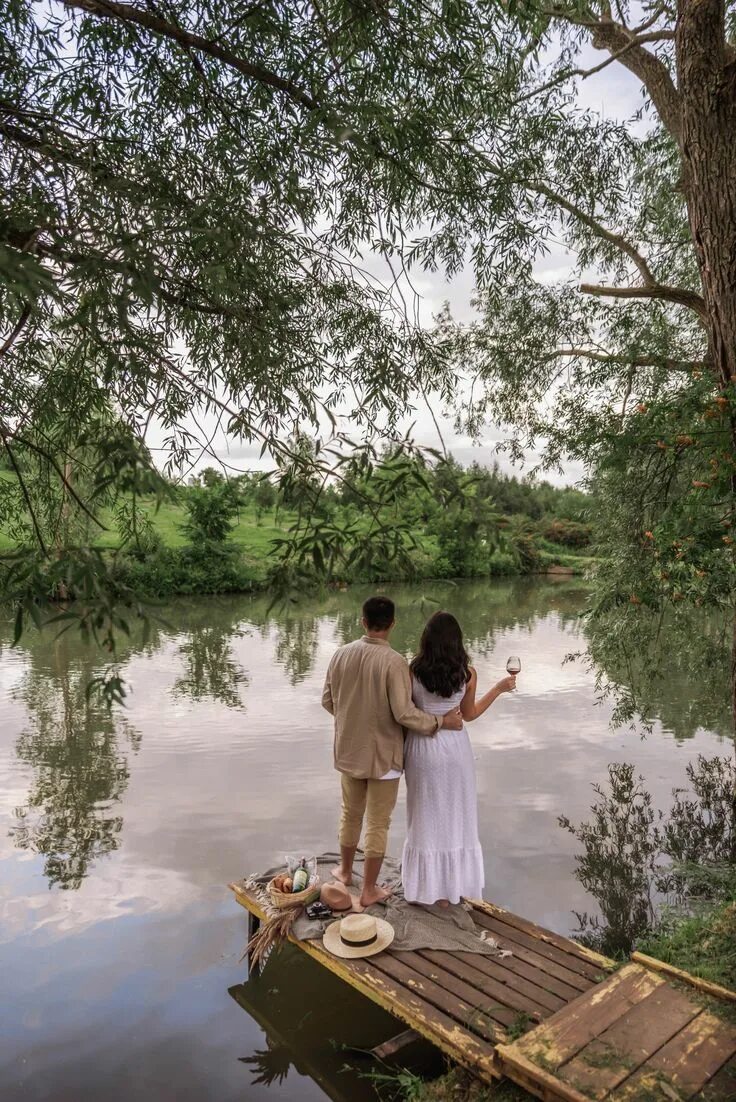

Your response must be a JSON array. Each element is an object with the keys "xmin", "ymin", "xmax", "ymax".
[{"xmin": 362, "ymin": 596, "xmax": 395, "ymax": 631}]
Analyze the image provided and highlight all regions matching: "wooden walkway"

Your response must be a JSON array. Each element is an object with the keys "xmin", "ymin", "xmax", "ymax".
[
  {"xmin": 497, "ymin": 962, "xmax": 736, "ymax": 1101},
  {"xmin": 229, "ymin": 881, "xmax": 736, "ymax": 1101}
]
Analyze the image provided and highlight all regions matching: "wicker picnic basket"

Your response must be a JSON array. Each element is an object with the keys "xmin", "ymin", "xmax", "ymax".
[{"xmin": 267, "ymin": 874, "xmax": 321, "ymax": 910}]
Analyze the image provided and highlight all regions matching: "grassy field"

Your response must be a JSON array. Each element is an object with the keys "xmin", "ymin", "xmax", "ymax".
[
  {"xmin": 0, "ymin": 483, "xmax": 292, "ymax": 556},
  {"xmin": 0, "ymin": 479, "xmax": 593, "ymax": 585}
]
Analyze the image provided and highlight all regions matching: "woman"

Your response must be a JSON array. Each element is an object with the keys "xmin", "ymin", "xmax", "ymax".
[{"xmin": 402, "ymin": 611, "xmax": 516, "ymax": 907}]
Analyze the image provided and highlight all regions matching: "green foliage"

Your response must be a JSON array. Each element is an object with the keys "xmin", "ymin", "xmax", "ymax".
[
  {"xmin": 181, "ymin": 482, "xmax": 240, "ymax": 546},
  {"xmin": 542, "ymin": 518, "xmax": 592, "ymax": 549},
  {"xmin": 561, "ymin": 755, "xmax": 736, "ymax": 958},
  {"xmin": 559, "ymin": 763, "xmax": 662, "ymax": 958},
  {"xmin": 637, "ymin": 896, "xmax": 736, "ymax": 992}
]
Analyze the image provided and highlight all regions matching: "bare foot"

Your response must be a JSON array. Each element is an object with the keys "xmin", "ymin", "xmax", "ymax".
[
  {"xmin": 331, "ymin": 866, "xmax": 353, "ymax": 886},
  {"xmin": 436, "ymin": 899, "xmax": 450, "ymax": 909},
  {"xmin": 360, "ymin": 883, "xmax": 393, "ymax": 907}
]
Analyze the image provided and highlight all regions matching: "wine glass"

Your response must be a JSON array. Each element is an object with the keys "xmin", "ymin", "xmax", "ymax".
[{"xmin": 506, "ymin": 655, "xmax": 521, "ymax": 691}]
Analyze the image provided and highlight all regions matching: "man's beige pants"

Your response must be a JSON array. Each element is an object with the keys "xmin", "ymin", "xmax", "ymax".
[{"xmin": 338, "ymin": 774, "xmax": 400, "ymax": 859}]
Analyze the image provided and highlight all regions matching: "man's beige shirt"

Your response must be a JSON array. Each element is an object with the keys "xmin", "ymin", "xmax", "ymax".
[{"xmin": 321, "ymin": 635, "xmax": 441, "ymax": 779}]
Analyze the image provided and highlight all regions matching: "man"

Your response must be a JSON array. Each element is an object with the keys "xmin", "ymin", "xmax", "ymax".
[{"xmin": 321, "ymin": 595, "xmax": 463, "ymax": 907}]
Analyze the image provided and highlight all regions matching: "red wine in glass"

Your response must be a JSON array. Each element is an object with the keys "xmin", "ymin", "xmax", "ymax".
[{"xmin": 506, "ymin": 656, "xmax": 521, "ymax": 689}]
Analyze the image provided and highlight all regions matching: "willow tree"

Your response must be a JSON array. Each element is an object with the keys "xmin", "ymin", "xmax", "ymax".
[
  {"xmin": 1, "ymin": 0, "xmax": 735, "ymax": 719},
  {"xmin": 430, "ymin": 2, "xmax": 736, "ymax": 754},
  {"xmin": 1, "ymin": 0, "xmax": 503, "ymax": 660}
]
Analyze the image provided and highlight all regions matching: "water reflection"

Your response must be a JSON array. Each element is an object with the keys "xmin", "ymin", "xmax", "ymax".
[
  {"xmin": 584, "ymin": 606, "xmax": 731, "ymax": 742},
  {"xmin": 6, "ymin": 578, "xmax": 727, "ymax": 900},
  {"xmin": 561, "ymin": 755, "xmax": 735, "ymax": 957},
  {"xmin": 10, "ymin": 637, "xmax": 140, "ymax": 890},
  {"xmin": 173, "ymin": 625, "xmax": 249, "ymax": 709},
  {"xmin": 230, "ymin": 944, "xmax": 436, "ymax": 1101},
  {"xmin": 1, "ymin": 579, "xmax": 731, "ymax": 1102}
]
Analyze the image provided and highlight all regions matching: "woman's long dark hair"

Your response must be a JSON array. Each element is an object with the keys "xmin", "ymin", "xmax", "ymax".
[{"xmin": 410, "ymin": 611, "xmax": 471, "ymax": 698}]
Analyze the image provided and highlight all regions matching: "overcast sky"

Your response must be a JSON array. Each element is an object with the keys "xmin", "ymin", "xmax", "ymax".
[{"xmin": 152, "ymin": 39, "xmax": 651, "ymax": 490}]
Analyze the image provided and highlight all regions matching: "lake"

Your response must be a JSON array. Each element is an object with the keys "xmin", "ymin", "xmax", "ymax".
[{"xmin": 0, "ymin": 578, "xmax": 729, "ymax": 1101}]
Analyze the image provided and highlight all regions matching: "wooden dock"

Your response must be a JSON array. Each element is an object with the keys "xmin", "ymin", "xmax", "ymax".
[{"xmin": 229, "ymin": 880, "xmax": 736, "ymax": 1101}]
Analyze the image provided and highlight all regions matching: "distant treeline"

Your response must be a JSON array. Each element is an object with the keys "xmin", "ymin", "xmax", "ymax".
[{"xmin": 110, "ymin": 454, "xmax": 594, "ymax": 597}]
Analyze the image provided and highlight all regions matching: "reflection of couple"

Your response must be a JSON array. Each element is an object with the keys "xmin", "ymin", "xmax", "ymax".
[{"xmin": 321, "ymin": 596, "xmax": 516, "ymax": 909}]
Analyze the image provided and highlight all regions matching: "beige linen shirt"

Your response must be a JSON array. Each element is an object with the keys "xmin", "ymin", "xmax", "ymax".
[{"xmin": 321, "ymin": 635, "xmax": 441, "ymax": 779}]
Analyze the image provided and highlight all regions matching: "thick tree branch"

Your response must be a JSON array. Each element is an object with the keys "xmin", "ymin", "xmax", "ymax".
[
  {"xmin": 516, "ymin": 27, "xmax": 675, "ymax": 104},
  {"xmin": 57, "ymin": 0, "xmax": 320, "ymax": 112},
  {"xmin": 543, "ymin": 6, "xmax": 681, "ymax": 138},
  {"xmin": 580, "ymin": 280, "xmax": 708, "ymax": 318},
  {"xmin": 0, "ymin": 305, "xmax": 32, "ymax": 358},
  {"xmin": 530, "ymin": 180, "xmax": 657, "ymax": 285},
  {"xmin": 587, "ymin": 18, "xmax": 682, "ymax": 140}
]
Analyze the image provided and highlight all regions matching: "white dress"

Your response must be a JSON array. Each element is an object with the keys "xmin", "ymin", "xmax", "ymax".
[{"xmin": 401, "ymin": 676, "xmax": 485, "ymax": 905}]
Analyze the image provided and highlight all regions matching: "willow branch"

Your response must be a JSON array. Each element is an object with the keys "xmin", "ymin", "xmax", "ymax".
[
  {"xmin": 546, "ymin": 348, "xmax": 709, "ymax": 370},
  {"xmin": 0, "ymin": 429, "xmax": 48, "ymax": 554},
  {"xmin": 530, "ymin": 181, "xmax": 657, "ymax": 286},
  {"xmin": 57, "ymin": 0, "xmax": 320, "ymax": 112},
  {"xmin": 13, "ymin": 434, "xmax": 108, "ymax": 530}
]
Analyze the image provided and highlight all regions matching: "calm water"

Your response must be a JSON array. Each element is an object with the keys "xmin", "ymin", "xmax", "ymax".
[{"xmin": 0, "ymin": 579, "xmax": 729, "ymax": 1101}]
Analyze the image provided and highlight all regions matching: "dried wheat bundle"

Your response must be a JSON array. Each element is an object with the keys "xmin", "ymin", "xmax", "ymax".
[{"xmin": 241, "ymin": 907, "xmax": 300, "ymax": 970}]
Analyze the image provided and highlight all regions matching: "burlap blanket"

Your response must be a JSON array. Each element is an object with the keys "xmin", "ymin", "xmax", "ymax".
[{"xmin": 245, "ymin": 852, "xmax": 510, "ymax": 956}]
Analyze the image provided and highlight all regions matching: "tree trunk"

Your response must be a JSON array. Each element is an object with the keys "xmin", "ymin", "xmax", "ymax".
[{"xmin": 677, "ymin": 2, "xmax": 736, "ymax": 790}]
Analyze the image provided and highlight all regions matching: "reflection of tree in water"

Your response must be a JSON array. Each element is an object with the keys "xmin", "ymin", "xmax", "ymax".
[
  {"xmin": 273, "ymin": 616, "xmax": 319, "ymax": 684},
  {"xmin": 562, "ymin": 756, "xmax": 735, "ymax": 957},
  {"xmin": 173, "ymin": 625, "xmax": 249, "ymax": 709},
  {"xmin": 583, "ymin": 605, "xmax": 731, "ymax": 741},
  {"xmin": 245, "ymin": 577, "xmax": 590, "ymax": 683},
  {"xmin": 239, "ymin": 1037, "xmax": 291, "ymax": 1086},
  {"xmin": 10, "ymin": 639, "xmax": 140, "ymax": 890}
]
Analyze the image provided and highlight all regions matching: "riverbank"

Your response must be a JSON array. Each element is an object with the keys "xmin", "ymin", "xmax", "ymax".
[
  {"xmin": 109, "ymin": 539, "xmax": 594, "ymax": 598},
  {"xmin": 0, "ymin": 470, "xmax": 596, "ymax": 597},
  {"xmin": 93, "ymin": 496, "xmax": 594, "ymax": 597}
]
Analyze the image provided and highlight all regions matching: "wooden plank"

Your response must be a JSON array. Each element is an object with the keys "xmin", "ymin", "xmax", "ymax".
[
  {"xmin": 700, "ymin": 1054, "xmax": 736, "ymax": 1101},
  {"xmin": 559, "ymin": 982, "xmax": 701, "ymax": 1099},
  {"xmin": 471, "ymin": 900, "xmax": 616, "ymax": 973},
  {"xmin": 632, "ymin": 951, "xmax": 736, "ymax": 1004},
  {"xmin": 472, "ymin": 910, "xmax": 599, "ymax": 990},
  {"xmin": 370, "ymin": 950, "xmax": 509, "ymax": 1040},
  {"xmin": 473, "ymin": 914, "xmax": 594, "ymax": 996},
  {"xmin": 499, "ymin": 964, "xmax": 664, "ymax": 1073},
  {"xmin": 494, "ymin": 1046, "xmax": 594, "ymax": 1102},
  {"xmin": 229, "ymin": 883, "xmax": 499, "ymax": 1080},
  {"xmin": 473, "ymin": 946, "xmax": 586, "ymax": 1006},
  {"xmin": 420, "ymin": 949, "xmax": 560, "ymax": 1021},
  {"xmin": 370, "ymin": 1029, "xmax": 421, "ymax": 1060},
  {"xmin": 610, "ymin": 1011, "xmax": 736, "ymax": 1101},
  {"xmin": 465, "ymin": 951, "xmax": 571, "ymax": 1014}
]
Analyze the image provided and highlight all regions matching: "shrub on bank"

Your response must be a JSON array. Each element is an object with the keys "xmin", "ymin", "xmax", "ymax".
[
  {"xmin": 112, "ymin": 545, "xmax": 263, "ymax": 596},
  {"xmin": 541, "ymin": 517, "xmax": 593, "ymax": 548}
]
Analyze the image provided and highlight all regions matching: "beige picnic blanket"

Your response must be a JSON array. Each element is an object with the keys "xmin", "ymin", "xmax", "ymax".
[{"xmin": 245, "ymin": 852, "xmax": 510, "ymax": 956}]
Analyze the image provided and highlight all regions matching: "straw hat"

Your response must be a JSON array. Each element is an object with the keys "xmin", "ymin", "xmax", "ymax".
[
  {"xmin": 320, "ymin": 881, "xmax": 362, "ymax": 913},
  {"xmin": 322, "ymin": 912, "xmax": 394, "ymax": 959}
]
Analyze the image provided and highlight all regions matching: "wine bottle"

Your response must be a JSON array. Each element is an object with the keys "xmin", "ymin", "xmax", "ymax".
[{"xmin": 292, "ymin": 859, "xmax": 309, "ymax": 893}]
